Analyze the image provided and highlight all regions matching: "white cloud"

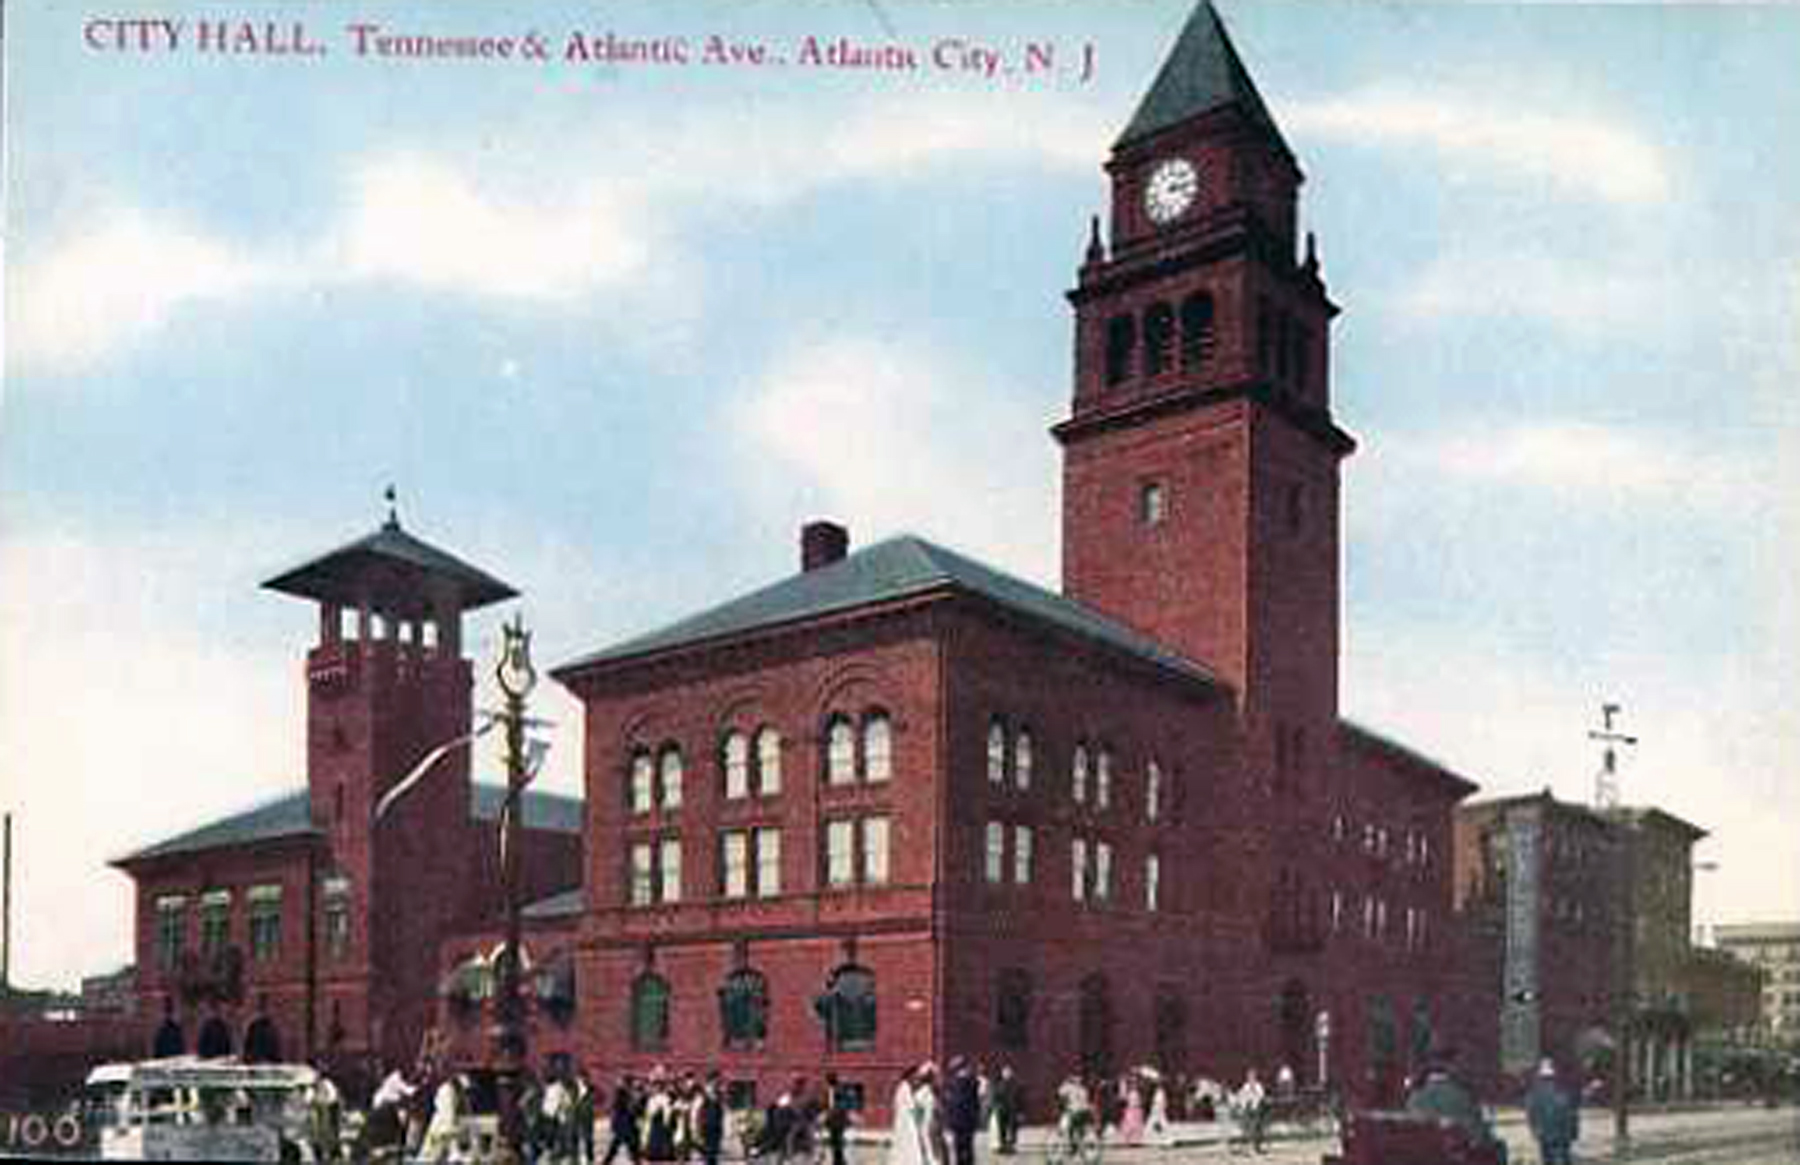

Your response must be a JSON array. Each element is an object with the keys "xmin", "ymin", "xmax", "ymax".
[
  {"xmin": 10, "ymin": 211, "xmax": 271, "ymax": 374},
  {"xmin": 10, "ymin": 89, "xmax": 1103, "ymax": 375},
  {"xmin": 1390, "ymin": 249, "xmax": 1666, "ymax": 335},
  {"xmin": 1398, "ymin": 421, "xmax": 1755, "ymax": 504},
  {"xmin": 727, "ymin": 335, "xmax": 1059, "ymax": 584},
  {"xmin": 334, "ymin": 155, "xmax": 652, "ymax": 301},
  {"xmin": 1288, "ymin": 87, "xmax": 1669, "ymax": 206},
  {"xmin": 0, "ymin": 530, "xmax": 302, "ymax": 988}
]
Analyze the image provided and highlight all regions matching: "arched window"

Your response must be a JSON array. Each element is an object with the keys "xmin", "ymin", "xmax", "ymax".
[
  {"xmin": 1154, "ymin": 988, "xmax": 1188, "ymax": 1076},
  {"xmin": 658, "ymin": 746, "xmax": 684, "ymax": 809},
  {"xmin": 987, "ymin": 720, "xmax": 1008, "ymax": 784},
  {"xmin": 1180, "ymin": 293, "xmax": 1216, "ymax": 370},
  {"xmin": 996, "ymin": 969, "xmax": 1033, "ymax": 1050},
  {"xmin": 631, "ymin": 973, "xmax": 671, "ymax": 1051},
  {"xmin": 1096, "ymin": 748, "xmax": 1113, "ymax": 809},
  {"xmin": 1072, "ymin": 744, "xmax": 1089, "ymax": 804},
  {"xmin": 816, "ymin": 964, "xmax": 877, "ymax": 1051},
  {"xmin": 534, "ymin": 953, "xmax": 577, "ymax": 1025},
  {"xmin": 826, "ymin": 718, "xmax": 857, "ymax": 786},
  {"xmin": 722, "ymin": 731, "xmax": 750, "ymax": 800},
  {"xmin": 1077, "ymin": 973, "xmax": 1114, "ymax": 1078},
  {"xmin": 629, "ymin": 749, "xmax": 655, "ymax": 815},
  {"xmin": 1015, "ymin": 730, "xmax": 1033, "ymax": 791},
  {"xmin": 756, "ymin": 727, "xmax": 783, "ymax": 795},
  {"xmin": 1143, "ymin": 302, "xmax": 1176, "ymax": 376},
  {"xmin": 863, "ymin": 712, "xmax": 892, "ymax": 783},
  {"xmin": 719, "ymin": 968, "xmax": 769, "ymax": 1049},
  {"xmin": 1104, "ymin": 315, "xmax": 1136, "ymax": 386}
]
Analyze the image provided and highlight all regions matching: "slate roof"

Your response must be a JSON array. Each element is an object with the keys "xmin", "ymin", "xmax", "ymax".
[
  {"xmin": 555, "ymin": 534, "xmax": 1223, "ymax": 690},
  {"xmin": 116, "ymin": 782, "xmax": 582, "ymax": 865},
  {"xmin": 262, "ymin": 517, "xmax": 517, "ymax": 612},
  {"xmin": 1117, "ymin": 1, "xmax": 1292, "ymax": 157},
  {"xmin": 1341, "ymin": 719, "xmax": 1480, "ymax": 798}
]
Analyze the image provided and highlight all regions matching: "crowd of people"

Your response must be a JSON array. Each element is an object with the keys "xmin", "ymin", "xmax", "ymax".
[{"xmin": 290, "ymin": 1045, "xmax": 1582, "ymax": 1165}]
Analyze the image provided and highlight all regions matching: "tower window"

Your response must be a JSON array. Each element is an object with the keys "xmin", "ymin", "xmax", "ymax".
[
  {"xmin": 1294, "ymin": 326, "xmax": 1312, "ymax": 393},
  {"xmin": 1104, "ymin": 315, "xmax": 1136, "ymax": 386},
  {"xmin": 1143, "ymin": 303, "xmax": 1176, "ymax": 377},
  {"xmin": 1139, "ymin": 481, "xmax": 1166, "ymax": 526},
  {"xmin": 1180, "ymin": 293, "xmax": 1216, "ymax": 370}
]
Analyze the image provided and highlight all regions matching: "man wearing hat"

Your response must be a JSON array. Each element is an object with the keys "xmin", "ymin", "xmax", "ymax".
[
  {"xmin": 1524, "ymin": 1057, "xmax": 1578, "ymax": 1165},
  {"xmin": 943, "ymin": 1058, "xmax": 982, "ymax": 1165},
  {"xmin": 1405, "ymin": 1045, "xmax": 1506, "ymax": 1162}
]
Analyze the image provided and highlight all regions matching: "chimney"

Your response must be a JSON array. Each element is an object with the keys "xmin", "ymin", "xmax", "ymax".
[{"xmin": 801, "ymin": 521, "xmax": 850, "ymax": 572}]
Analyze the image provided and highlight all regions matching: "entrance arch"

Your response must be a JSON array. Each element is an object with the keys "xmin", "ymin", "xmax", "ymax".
[
  {"xmin": 243, "ymin": 1016, "xmax": 282, "ymax": 1063},
  {"xmin": 152, "ymin": 1019, "xmax": 184, "ymax": 1057},
  {"xmin": 1278, "ymin": 979, "xmax": 1311, "ymax": 1081},
  {"xmin": 1077, "ymin": 974, "xmax": 1114, "ymax": 1079},
  {"xmin": 197, "ymin": 1016, "xmax": 233, "ymax": 1057}
]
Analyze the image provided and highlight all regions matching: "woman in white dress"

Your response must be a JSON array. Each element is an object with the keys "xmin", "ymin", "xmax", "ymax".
[{"xmin": 889, "ymin": 1068, "xmax": 922, "ymax": 1165}]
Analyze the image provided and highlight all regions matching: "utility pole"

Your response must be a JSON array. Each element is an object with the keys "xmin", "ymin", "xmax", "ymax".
[{"xmin": 1590, "ymin": 702, "xmax": 1638, "ymax": 1151}]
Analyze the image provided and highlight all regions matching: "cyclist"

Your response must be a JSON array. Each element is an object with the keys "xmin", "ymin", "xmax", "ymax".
[{"xmin": 1055, "ymin": 1075, "xmax": 1099, "ymax": 1162}]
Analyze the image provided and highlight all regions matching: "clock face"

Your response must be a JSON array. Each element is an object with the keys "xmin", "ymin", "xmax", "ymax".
[{"xmin": 1144, "ymin": 157, "xmax": 1200, "ymax": 225}]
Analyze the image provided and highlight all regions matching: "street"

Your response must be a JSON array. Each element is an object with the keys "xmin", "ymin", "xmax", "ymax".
[{"xmin": 832, "ymin": 1106, "xmax": 1800, "ymax": 1165}]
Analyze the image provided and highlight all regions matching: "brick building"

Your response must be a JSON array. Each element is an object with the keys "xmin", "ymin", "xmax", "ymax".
[
  {"xmin": 113, "ymin": 514, "xmax": 582, "ymax": 1093},
  {"xmin": 550, "ymin": 2, "xmax": 1476, "ymax": 1119}
]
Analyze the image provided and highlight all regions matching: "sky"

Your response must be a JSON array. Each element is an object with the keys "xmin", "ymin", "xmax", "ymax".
[{"xmin": 3, "ymin": 0, "xmax": 1798, "ymax": 991}]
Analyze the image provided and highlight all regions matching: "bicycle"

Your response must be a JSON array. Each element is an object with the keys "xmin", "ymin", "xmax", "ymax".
[{"xmin": 1046, "ymin": 1111, "xmax": 1103, "ymax": 1165}]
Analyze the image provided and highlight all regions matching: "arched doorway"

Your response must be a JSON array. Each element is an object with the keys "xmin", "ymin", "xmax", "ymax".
[
  {"xmin": 243, "ymin": 1016, "xmax": 282, "ymax": 1063},
  {"xmin": 1077, "ymin": 974, "xmax": 1114, "ymax": 1079},
  {"xmin": 197, "ymin": 1016, "xmax": 233, "ymax": 1057},
  {"xmin": 152, "ymin": 1018, "xmax": 184, "ymax": 1057},
  {"xmin": 1278, "ymin": 979, "xmax": 1311, "ymax": 1081}
]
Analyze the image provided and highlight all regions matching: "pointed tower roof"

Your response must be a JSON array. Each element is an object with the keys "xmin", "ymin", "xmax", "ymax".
[
  {"xmin": 262, "ymin": 514, "xmax": 518, "ymax": 612},
  {"xmin": 1117, "ymin": 1, "xmax": 1291, "ymax": 157}
]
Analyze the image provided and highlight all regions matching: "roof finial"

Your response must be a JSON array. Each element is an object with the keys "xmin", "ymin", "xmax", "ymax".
[
  {"xmin": 1304, "ymin": 231, "xmax": 1320, "ymax": 276},
  {"xmin": 1085, "ymin": 214, "xmax": 1106, "ymax": 266},
  {"xmin": 384, "ymin": 484, "xmax": 400, "ymax": 530}
]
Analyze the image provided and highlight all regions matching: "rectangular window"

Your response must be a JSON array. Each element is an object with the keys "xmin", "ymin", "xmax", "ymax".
[
  {"xmin": 630, "ymin": 755, "xmax": 654, "ymax": 814},
  {"xmin": 1073, "ymin": 748, "xmax": 1088, "ymax": 804},
  {"xmin": 985, "ymin": 822, "xmax": 1005, "ymax": 884},
  {"xmin": 155, "ymin": 895, "xmax": 187, "ymax": 971},
  {"xmin": 1072, "ymin": 839, "xmax": 1089, "ymax": 902},
  {"xmin": 1096, "ymin": 750, "xmax": 1112, "ymax": 809},
  {"xmin": 1330, "ymin": 890, "xmax": 1343, "ymax": 933},
  {"xmin": 758, "ymin": 733, "xmax": 782, "ymax": 796},
  {"xmin": 827, "ymin": 820, "xmax": 856, "ymax": 887},
  {"xmin": 1139, "ymin": 481, "xmax": 1166, "ymax": 526},
  {"xmin": 1095, "ymin": 842, "xmax": 1113, "ymax": 901},
  {"xmin": 1147, "ymin": 764, "xmax": 1161, "ymax": 822},
  {"xmin": 199, "ymin": 890, "xmax": 232, "ymax": 957},
  {"xmin": 630, "ymin": 843, "xmax": 655, "ymax": 907},
  {"xmin": 1014, "ymin": 825, "xmax": 1033, "ymax": 885},
  {"xmin": 722, "ymin": 831, "xmax": 749, "ymax": 899},
  {"xmin": 1015, "ymin": 732, "xmax": 1033, "ymax": 791},
  {"xmin": 323, "ymin": 883, "xmax": 350, "ymax": 960},
  {"xmin": 247, "ymin": 884, "xmax": 283, "ymax": 962},
  {"xmin": 659, "ymin": 838, "xmax": 683, "ymax": 903},
  {"xmin": 862, "ymin": 817, "xmax": 890, "ymax": 884},
  {"xmin": 725, "ymin": 739, "xmax": 750, "ymax": 801},
  {"xmin": 1146, "ymin": 854, "xmax": 1161, "ymax": 912},
  {"xmin": 755, "ymin": 828, "xmax": 782, "ymax": 898}
]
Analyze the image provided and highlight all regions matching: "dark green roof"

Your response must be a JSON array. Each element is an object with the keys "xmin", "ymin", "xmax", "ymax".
[
  {"xmin": 116, "ymin": 782, "xmax": 581, "ymax": 865},
  {"xmin": 1117, "ymin": 1, "xmax": 1291, "ymax": 157},
  {"xmin": 556, "ymin": 534, "xmax": 1222, "ymax": 689},
  {"xmin": 262, "ymin": 517, "xmax": 517, "ymax": 612}
]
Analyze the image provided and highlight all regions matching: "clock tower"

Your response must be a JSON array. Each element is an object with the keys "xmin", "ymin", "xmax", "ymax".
[{"xmin": 1057, "ymin": 1, "xmax": 1355, "ymax": 782}]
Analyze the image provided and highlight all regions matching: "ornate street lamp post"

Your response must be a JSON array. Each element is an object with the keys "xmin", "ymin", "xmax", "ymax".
[{"xmin": 492, "ymin": 615, "xmax": 537, "ymax": 1161}]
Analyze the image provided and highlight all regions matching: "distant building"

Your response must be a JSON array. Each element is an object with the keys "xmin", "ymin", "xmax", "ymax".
[
  {"xmin": 79, "ymin": 965, "xmax": 137, "ymax": 1017},
  {"xmin": 1682, "ymin": 947, "xmax": 1763, "ymax": 1047},
  {"xmin": 1713, "ymin": 922, "xmax": 1800, "ymax": 1046},
  {"xmin": 1453, "ymin": 793, "xmax": 1714, "ymax": 1098}
]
